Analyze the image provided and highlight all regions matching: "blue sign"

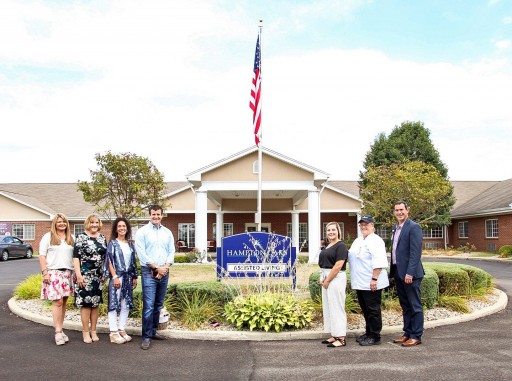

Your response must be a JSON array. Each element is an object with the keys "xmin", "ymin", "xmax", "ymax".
[{"xmin": 217, "ymin": 232, "xmax": 296, "ymax": 288}]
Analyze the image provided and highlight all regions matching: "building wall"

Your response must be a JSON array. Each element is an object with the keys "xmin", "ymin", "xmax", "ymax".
[{"xmin": 448, "ymin": 214, "xmax": 512, "ymax": 252}]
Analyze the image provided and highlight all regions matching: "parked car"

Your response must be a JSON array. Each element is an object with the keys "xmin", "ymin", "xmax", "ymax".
[{"xmin": 0, "ymin": 235, "xmax": 33, "ymax": 261}]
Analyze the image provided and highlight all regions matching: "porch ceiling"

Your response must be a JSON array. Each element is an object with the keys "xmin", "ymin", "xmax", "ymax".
[{"xmin": 210, "ymin": 189, "xmax": 306, "ymax": 200}]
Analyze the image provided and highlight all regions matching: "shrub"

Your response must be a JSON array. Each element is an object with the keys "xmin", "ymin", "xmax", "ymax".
[
  {"xmin": 424, "ymin": 263, "xmax": 470, "ymax": 296},
  {"xmin": 167, "ymin": 281, "xmax": 237, "ymax": 306},
  {"xmin": 458, "ymin": 264, "xmax": 493, "ymax": 294},
  {"xmin": 498, "ymin": 245, "xmax": 512, "ymax": 258},
  {"xmin": 224, "ymin": 292, "xmax": 314, "ymax": 332},
  {"xmin": 176, "ymin": 291, "xmax": 224, "ymax": 330},
  {"xmin": 420, "ymin": 267, "xmax": 439, "ymax": 308},
  {"xmin": 14, "ymin": 274, "xmax": 42, "ymax": 300},
  {"xmin": 174, "ymin": 255, "xmax": 191, "ymax": 263},
  {"xmin": 345, "ymin": 290, "xmax": 361, "ymax": 314},
  {"xmin": 381, "ymin": 288, "xmax": 401, "ymax": 312},
  {"xmin": 309, "ymin": 271, "xmax": 321, "ymax": 301},
  {"xmin": 457, "ymin": 242, "xmax": 477, "ymax": 253}
]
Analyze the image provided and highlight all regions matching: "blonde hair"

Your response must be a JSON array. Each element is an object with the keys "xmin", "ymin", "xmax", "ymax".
[
  {"xmin": 325, "ymin": 221, "xmax": 342, "ymax": 240},
  {"xmin": 50, "ymin": 213, "xmax": 74, "ymax": 246},
  {"xmin": 84, "ymin": 214, "xmax": 103, "ymax": 232}
]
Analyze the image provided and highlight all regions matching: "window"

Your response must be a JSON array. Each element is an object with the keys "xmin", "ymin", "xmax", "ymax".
[
  {"xmin": 287, "ymin": 223, "xmax": 308, "ymax": 247},
  {"xmin": 212, "ymin": 223, "xmax": 233, "ymax": 239},
  {"xmin": 425, "ymin": 242, "xmax": 441, "ymax": 250},
  {"xmin": 322, "ymin": 222, "xmax": 344, "ymax": 241},
  {"xmin": 74, "ymin": 224, "xmax": 85, "ymax": 236},
  {"xmin": 458, "ymin": 221, "xmax": 468, "ymax": 239},
  {"xmin": 422, "ymin": 227, "xmax": 443, "ymax": 238},
  {"xmin": 12, "ymin": 224, "xmax": 35, "ymax": 240},
  {"xmin": 375, "ymin": 226, "xmax": 391, "ymax": 239},
  {"xmin": 485, "ymin": 219, "xmax": 498, "ymax": 238},
  {"xmin": 487, "ymin": 243, "xmax": 497, "ymax": 251},
  {"xmin": 178, "ymin": 223, "xmax": 195, "ymax": 248}
]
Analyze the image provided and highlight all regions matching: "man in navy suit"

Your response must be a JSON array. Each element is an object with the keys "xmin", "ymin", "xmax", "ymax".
[{"xmin": 389, "ymin": 200, "xmax": 424, "ymax": 347}]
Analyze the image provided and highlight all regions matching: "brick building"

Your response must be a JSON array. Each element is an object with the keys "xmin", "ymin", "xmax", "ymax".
[{"xmin": 1, "ymin": 147, "xmax": 511, "ymax": 259}]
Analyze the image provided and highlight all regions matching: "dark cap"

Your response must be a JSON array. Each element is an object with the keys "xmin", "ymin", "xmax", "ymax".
[{"xmin": 358, "ymin": 215, "xmax": 375, "ymax": 224}]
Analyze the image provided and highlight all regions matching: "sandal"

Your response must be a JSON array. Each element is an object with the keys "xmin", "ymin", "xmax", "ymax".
[
  {"xmin": 327, "ymin": 337, "xmax": 346, "ymax": 348},
  {"xmin": 55, "ymin": 331, "xmax": 66, "ymax": 346},
  {"xmin": 118, "ymin": 330, "xmax": 132, "ymax": 342},
  {"xmin": 91, "ymin": 331, "xmax": 100, "ymax": 342},
  {"xmin": 83, "ymin": 331, "xmax": 92, "ymax": 344},
  {"xmin": 110, "ymin": 332, "xmax": 126, "ymax": 344},
  {"xmin": 321, "ymin": 337, "xmax": 336, "ymax": 344}
]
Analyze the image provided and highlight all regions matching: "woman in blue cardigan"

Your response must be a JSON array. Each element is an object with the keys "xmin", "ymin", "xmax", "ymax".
[{"xmin": 105, "ymin": 217, "xmax": 138, "ymax": 344}]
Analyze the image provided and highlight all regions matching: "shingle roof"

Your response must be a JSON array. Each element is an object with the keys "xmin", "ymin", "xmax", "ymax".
[
  {"xmin": 451, "ymin": 178, "xmax": 512, "ymax": 217},
  {"xmin": 0, "ymin": 182, "xmax": 189, "ymax": 219},
  {"xmin": 1, "ymin": 179, "xmax": 511, "ymax": 219},
  {"xmin": 326, "ymin": 181, "xmax": 360, "ymax": 198}
]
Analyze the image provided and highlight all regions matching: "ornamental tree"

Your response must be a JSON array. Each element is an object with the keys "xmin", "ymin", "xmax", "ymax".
[
  {"xmin": 78, "ymin": 151, "xmax": 167, "ymax": 220},
  {"xmin": 360, "ymin": 121, "xmax": 449, "ymax": 185},
  {"xmin": 359, "ymin": 161, "xmax": 455, "ymax": 228}
]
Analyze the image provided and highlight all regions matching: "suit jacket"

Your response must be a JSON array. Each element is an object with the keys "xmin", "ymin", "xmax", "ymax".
[{"xmin": 390, "ymin": 218, "xmax": 424, "ymax": 279}]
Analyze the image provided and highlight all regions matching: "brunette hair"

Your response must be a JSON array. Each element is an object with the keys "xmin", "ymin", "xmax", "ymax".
[
  {"xmin": 49, "ymin": 213, "xmax": 74, "ymax": 246},
  {"xmin": 148, "ymin": 204, "xmax": 163, "ymax": 213},
  {"xmin": 394, "ymin": 200, "xmax": 409, "ymax": 209},
  {"xmin": 110, "ymin": 217, "xmax": 132, "ymax": 241}
]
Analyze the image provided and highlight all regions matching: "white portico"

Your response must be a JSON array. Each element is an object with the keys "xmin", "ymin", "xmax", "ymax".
[{"xmin": 164, "ymin": 147, "xmax": 361, "ymax": 263}]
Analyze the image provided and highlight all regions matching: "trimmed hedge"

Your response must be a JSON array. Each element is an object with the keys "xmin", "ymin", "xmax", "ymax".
[
  {"xmin": 424, "ymin": 262, "xmax": 493, "ymax": 296},
  {"xmin": 167, "ymin": 281, "xmax": 237, "ymax": 305},
  {"xmin": 308, "ymin": 263, "xmax": 492, "ymax": 308},
  {"xmin": 420, "ymin": 267, "xmax": 439, "ymax": 309},
  {"xmin": 423, "ymin": 263, "xmax": 471, "ymax": 296}
]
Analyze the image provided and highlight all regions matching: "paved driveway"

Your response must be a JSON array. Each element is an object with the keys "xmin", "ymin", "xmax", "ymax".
[{"xmin": 1, "ymin": 257, "xmax": 511, "ymax": 381}]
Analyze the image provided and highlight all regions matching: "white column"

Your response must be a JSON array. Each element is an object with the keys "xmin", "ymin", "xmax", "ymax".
[
  {"xmin": 356, "ymin": 213, "xmax": 362, "ymax": 238},
  {"xmin": 195, "ymin": 190, "xmax": 208, "ymax": 263},
  {"xmin": 291, "ymin": 211, "xmax": 299, "ymax": 251},
  {"xmin": 308, "ymin": 189, "xmax": 320, "ymax": 263},
  {"xmin": 215, "ymin": 211, "xmax": 224, "ymax": 247}
]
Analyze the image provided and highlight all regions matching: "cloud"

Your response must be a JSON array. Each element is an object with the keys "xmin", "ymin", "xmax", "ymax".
[
  {"xmin": 494, "ymin": 40, "xmax": 511, "ymax": 49},
  {"xmin": 1, "ymin": 0, "xmax": 511, "ymax": 183}
]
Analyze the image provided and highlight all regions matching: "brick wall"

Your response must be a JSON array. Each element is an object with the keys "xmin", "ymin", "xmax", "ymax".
[{"xmin": 448, "ymin": 214, "xmax": 512, "ymax": 251}]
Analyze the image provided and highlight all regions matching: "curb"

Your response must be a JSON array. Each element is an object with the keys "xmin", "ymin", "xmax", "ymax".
[{"xmin": 8, "ymin": 289, "xmax": 508, "ymax": 341}]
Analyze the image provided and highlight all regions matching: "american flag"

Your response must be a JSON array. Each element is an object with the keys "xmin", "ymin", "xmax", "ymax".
[{"xmin": 250, "ymin": 36, "xmax": 261, "ymax": 146}]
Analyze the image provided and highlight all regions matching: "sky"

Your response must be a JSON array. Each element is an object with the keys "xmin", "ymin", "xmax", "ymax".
[{"xmin": 1, "ymin": 0, "xmax": 511, "ymax": 184}]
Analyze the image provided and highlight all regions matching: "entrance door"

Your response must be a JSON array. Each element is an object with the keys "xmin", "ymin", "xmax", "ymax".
[{"xmin": 245, "ymin": 223, "xmax": 271, "ymax": 232}]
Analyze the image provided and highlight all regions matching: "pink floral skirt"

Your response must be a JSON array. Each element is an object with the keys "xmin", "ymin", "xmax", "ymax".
[{"xmin": 41, "ymin": 269, "xmax": 74, "ymax": 301}]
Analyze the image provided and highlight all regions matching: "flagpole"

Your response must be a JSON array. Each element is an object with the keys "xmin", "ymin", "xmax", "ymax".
[{"xmin": 257, "ymin": 21, "xmax": 263, "ymax": 232}]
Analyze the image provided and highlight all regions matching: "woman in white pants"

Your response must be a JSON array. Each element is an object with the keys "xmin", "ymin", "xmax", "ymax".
[
  {"xmin": 318, "ymin": 222, "xmax": 348, "ymax": 347},
  {"xmin": 105, "ymin": 217, "xmax": 138, "ymax": 344}
]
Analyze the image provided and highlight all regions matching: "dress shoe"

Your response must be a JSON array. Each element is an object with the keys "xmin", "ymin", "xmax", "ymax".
[
  {"xmin": 141, "ymin": 338, "xmax": 151, "ymax": 350},
  {"xmin": 356, "ymin": 334, "xmax": 367, "ymax": 343},
  {"xmin": 392, "ymin": 335, "xmax": 409, "ymax": 344},
  {"xmin": 151, "ymin": 332, "xmax": 167, "ymax": 340},
  {"xmin": 359, "ymin": 336, "xmax": 381, "ymax": 346},
  {"xmin": 402, "ymin": 338, "xmax": 422, "ymax": 347}
]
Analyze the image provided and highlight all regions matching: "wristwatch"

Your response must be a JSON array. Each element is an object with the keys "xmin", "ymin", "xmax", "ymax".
[{"xmin": 371, "ymin": 277, "xmax": 378, "ymax": 281}]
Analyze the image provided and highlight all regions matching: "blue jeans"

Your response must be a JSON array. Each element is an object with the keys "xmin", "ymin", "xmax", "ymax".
[{"xmin": 141, "ymin": 267, "xmax": 168, "ymax": 339}]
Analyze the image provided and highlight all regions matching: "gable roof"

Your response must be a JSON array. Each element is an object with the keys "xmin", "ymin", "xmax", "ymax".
[
  {"xmin": 0, "ymin": 182, "xmax": 190, "ymax": 219},
  {"xmin": 451, "ymin": 178, "xmax": 512, "ymax": 217},
  {"xmin": 186, "ymin": 146, "xmax": 330, "ymax": 184}
]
